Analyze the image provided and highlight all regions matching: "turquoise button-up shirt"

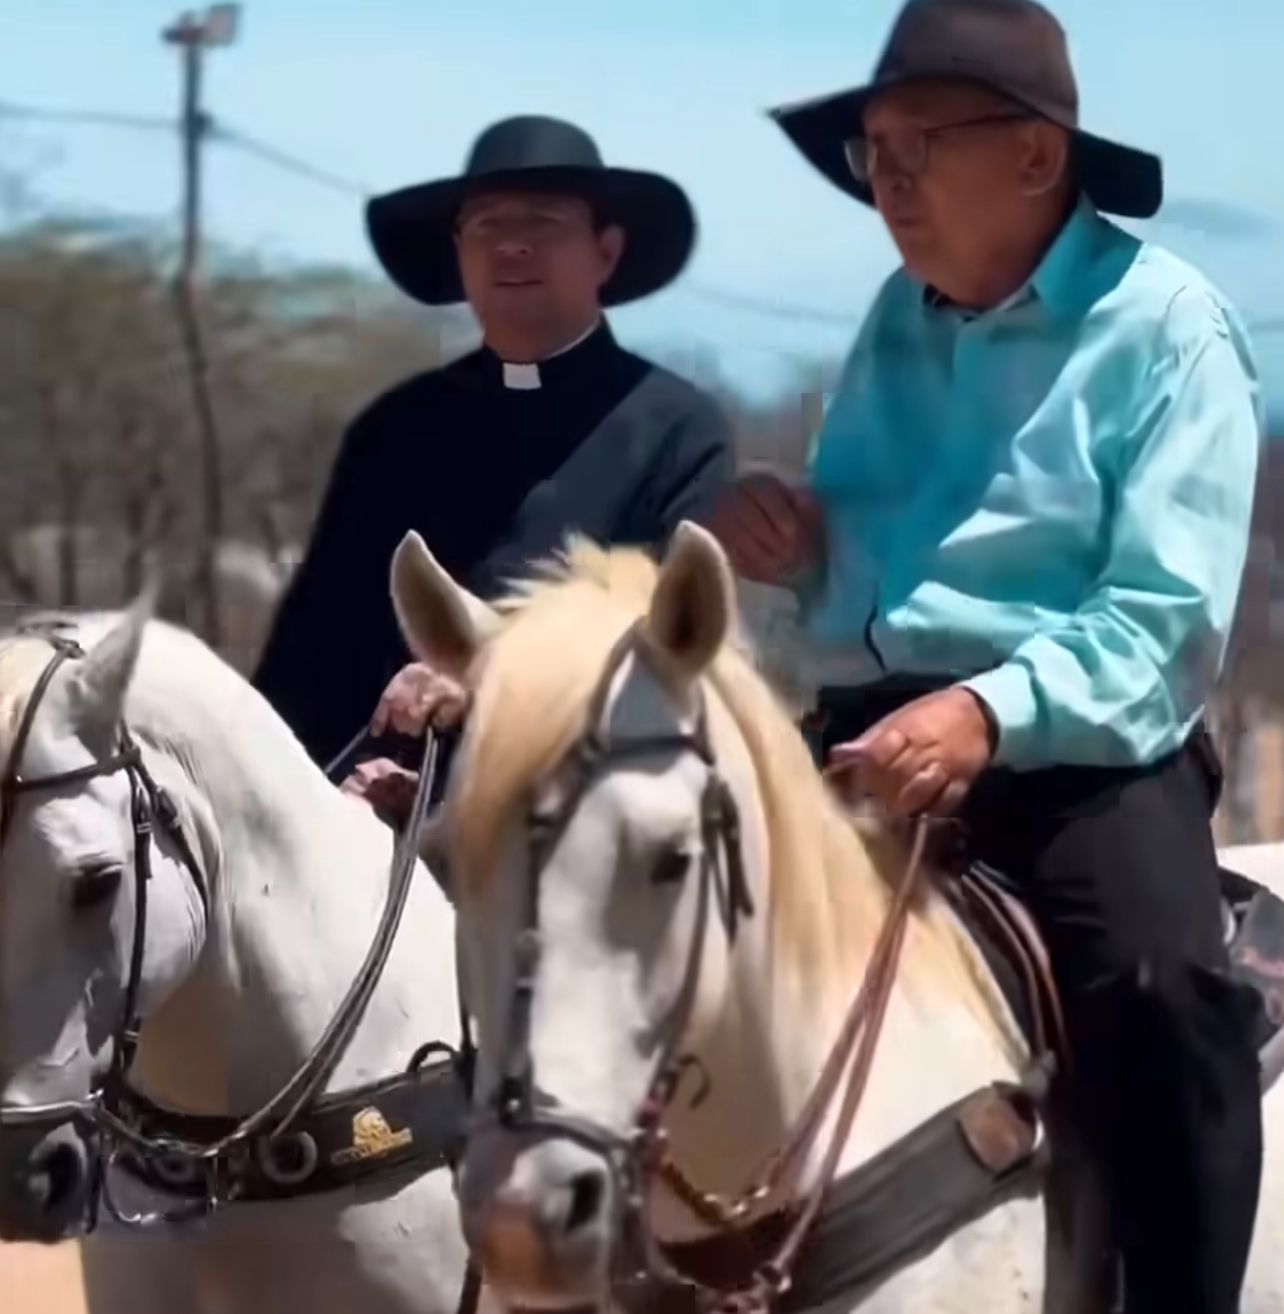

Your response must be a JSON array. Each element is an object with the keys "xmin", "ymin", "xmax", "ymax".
[{"xmin": 803, "ymin": 198, "xmax": 1263, "ymax": 770}]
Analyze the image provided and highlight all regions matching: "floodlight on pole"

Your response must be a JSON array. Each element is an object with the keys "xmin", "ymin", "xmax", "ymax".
[
  {"xmin": 202, "ymin": 5, "xmax": 241, "ymax": 46},
  {"xmin": 163, "ymin": 5, "xmax": 241, "ymax": 48}
]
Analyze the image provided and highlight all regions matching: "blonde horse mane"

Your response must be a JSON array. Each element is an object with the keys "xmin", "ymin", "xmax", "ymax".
[{"xmin": 449, "ymin": 540, "xmax": 1017, "ymax": 1036}]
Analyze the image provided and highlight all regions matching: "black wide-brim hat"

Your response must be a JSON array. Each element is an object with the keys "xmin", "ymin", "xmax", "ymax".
[
  {"xmin": 366, "ymin": 115, "xmax": 697, "ymax": 308},
  {"xmin": 770, "ymin": 0, "xmax": 1163, "ymax": 221}
]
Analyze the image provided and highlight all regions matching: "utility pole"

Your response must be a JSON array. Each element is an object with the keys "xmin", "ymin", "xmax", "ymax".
[{"xmin": 162, "ymin": 5, "xmax": 240, "ymax": 650}]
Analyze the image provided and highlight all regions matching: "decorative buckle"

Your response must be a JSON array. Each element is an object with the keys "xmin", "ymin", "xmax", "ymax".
[{"xmin": 255, "ymin": 1129, "xmax": 319, "ymax": 1187}]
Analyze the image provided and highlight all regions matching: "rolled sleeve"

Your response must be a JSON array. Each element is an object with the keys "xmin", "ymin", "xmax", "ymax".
[{"xmin": 964, "ymin": 287, "xmax": 1261, "ymax": 770}]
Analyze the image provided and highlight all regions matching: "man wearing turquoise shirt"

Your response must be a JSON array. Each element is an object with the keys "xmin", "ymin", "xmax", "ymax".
[{"xmin": 708, "ymin": 2, "xmax": 1264, "ymax": 1310}]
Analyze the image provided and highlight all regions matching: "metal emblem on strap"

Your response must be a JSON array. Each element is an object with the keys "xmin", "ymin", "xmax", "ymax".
[{"xmin": 332, "ymin": 1106, "xmax": 414, "ymax": 1166}]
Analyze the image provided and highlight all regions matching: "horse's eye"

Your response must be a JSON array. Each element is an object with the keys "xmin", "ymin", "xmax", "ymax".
[
  {"xmin": 71, "ymin": 862, "xmax": 123, "ymax": 911},
  {"xmin": 651, "ymin": 847, "xmax": 693, "ymax": 887}
]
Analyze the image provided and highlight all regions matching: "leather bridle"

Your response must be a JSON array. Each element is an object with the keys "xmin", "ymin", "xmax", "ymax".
[
  {"xmin": 0, "ymin": 633, "xmax": 214, "ymax": 1222},
  {"xmin": 469, "ymin": 626, "xmax": 927, "ymax": 1312},
  {"xmin": 0, "ymin": 628, "xmax": 443, "ymax": 1230}
]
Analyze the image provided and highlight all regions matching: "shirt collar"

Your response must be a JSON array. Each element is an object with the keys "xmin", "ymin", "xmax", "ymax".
[
  {"xmin": 1028, "ymin": 194, "xmax": 1102, "ymax": 318},
  {"xmin": 922, "ymin": 194, "xmax": 1102, "ymax": 322}
]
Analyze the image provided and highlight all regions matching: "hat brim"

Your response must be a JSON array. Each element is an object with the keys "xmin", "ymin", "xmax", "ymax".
[
  {"xmin": 768, "ymin": 79, "xmax": 1163, "ymax": 221},
  {"xmin": 365, "ymin": 166, "xmax": 696, "ymax": 307}
]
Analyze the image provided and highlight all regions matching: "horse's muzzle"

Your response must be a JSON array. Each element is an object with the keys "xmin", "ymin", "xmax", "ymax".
[
  {"xmin": 0, "ymin": 1122, "xmax": 94, "ymax": 1242},
  {"xmin": 459, "ymin": 1125, "xmax": 616, "ymax": 1309}
]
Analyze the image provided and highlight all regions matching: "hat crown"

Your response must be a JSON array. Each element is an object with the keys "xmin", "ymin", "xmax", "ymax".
[
  {"xmin": 877, "ymin": 0, "xmax": 1078, "ymax": 125},
  {"xmin": 464, "ymin": 115, "xmax": 607, "ymax": 179}
]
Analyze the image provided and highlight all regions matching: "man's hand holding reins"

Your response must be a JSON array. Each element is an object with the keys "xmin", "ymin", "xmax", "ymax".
[
  {"xmin": 340, "ymin": 662, "xmax": 469, "ymax": 826},
  {"xmin": 704, "ymin": 472, "xmax": 825, "ymax": 587},
  {"xmin": 340, "ymin": 757, "xmax": 420, "ymax": 823},
  {"xmin": 371, "ymin": 662, "xmax": 469, "ymax": 737},
  {"xmin": 826, "ymin": 687, "xmax": 998, "ymax": 818}
]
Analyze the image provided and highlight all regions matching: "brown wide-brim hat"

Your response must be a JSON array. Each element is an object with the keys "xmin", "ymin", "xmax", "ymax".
[
  {"xmin": 770, "ymin": 0, "xmax": 1163, "ymax": 221},
  {"xmin": 366, "ymin": 115, "xmax": 697, "ymax": 308}
]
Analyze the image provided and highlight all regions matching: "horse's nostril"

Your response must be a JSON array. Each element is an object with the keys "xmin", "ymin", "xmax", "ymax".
[
  {"xmin": 27, "ymin": 1142, "xmax": 83, "ymax": 1213},
  {"xmin": 21, "ymin": 1166, "xmax": 52, "ymax": 1211},
  {"xmin": 564, "ymin": 1166, "xmax": 606, "ymax": 1235}
]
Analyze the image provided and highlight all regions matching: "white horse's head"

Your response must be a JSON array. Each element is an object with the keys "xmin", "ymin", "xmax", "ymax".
[
  {"xmin": 0, "ymin": 603, "xmax": 209, "ymax": 1240},
  {"xmin": 392, "ymin": 525, "xmax": 883, "ymax": 1308}
]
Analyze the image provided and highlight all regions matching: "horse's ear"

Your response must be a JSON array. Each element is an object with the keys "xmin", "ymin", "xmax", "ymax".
[
  {"xmin": 644, "ymin": 521, "xmax": 734, "ymax": 681},
  {"xmin": 68, "ymin": 585, "xmax": 156, "ymax": 734},
  {"xmin": 391, "ymin": 532, "xmax": 500, "ymax": 680}
]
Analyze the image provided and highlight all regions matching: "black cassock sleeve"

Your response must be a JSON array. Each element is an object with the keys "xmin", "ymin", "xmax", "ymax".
[
  {"xmin": 252, "ymin": 404, "xmax": 409, "ymax": 769},
  {"xmin": 645, "ymin": 386, "xmax": 735, "ymax": 547}
]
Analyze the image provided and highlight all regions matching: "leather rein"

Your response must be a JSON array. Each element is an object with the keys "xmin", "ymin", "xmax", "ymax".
[
  {"xmin": 474, "ymin": 626, "xmax": 929, "ymax": 1312},
  {"xmin": 0, "ymin": 628, "xmax": 446, "ymax": 1229}
]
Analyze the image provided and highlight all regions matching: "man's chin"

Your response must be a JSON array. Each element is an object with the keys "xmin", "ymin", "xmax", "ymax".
[
  {"xmin": 484, "ymin": 292, "xmax": 555, "ymax": 324},
  {"xmin": 885, "ymin": 222, "xmax": 931, "ymax": 255},
  {"xmin": 490, "ymin": 282, "xmax": 548, "ymax": 306}
]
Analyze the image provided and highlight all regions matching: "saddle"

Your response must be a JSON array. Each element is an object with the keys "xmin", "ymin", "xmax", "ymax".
[{"xmin": 947, "ymin": 856, "xmax": 1284, "ymax": 1089}]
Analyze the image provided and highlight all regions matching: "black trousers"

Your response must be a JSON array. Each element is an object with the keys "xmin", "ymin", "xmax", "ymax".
[{"xmin": 814, "ymin": 677, "xmax": 1264, "ymax": 1314}]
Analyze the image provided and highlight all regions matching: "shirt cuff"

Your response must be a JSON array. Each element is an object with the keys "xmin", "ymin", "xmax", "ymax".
[{"xmin": 961, "ymin": 663, "xmax": 1040, "ymax": 769}]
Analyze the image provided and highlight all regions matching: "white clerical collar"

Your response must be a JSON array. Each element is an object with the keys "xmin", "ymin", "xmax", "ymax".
[
  {"xmin": 502, "ymin": 361, "xmax": 542, "ymax": 390},
  {"xmin": 499, "ymin": 320, "xmax": 601, "ymax": 391}
]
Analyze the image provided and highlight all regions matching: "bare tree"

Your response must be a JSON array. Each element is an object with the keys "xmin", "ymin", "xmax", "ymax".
[{"xmin": 0, "ymin": 213, "xmax": 465, "ymax": 660}]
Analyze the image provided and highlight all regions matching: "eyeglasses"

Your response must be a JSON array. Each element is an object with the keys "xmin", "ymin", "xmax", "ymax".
[{"xmin": 844, "ymin": 112, "xmax": 1030, "ymax": 187}]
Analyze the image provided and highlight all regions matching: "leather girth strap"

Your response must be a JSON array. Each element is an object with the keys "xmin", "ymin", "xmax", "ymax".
[{"xmin": 621, "ymin": 1064, "xmax": 1051, "ymax": 1314}]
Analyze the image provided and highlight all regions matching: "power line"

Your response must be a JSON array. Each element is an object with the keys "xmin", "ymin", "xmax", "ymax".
[
  {"xmin": 0, "ymin": 99, "xmax": 174, "ymax": 133},
  {"xmin": 681, "ymin": 281, "xmax": 855, "ymax": 328},
  {"xmin": 0, "ymin": 97, "xmax": 370, "ymax": 198},
  {"xmin": 211, "ymin": 121, "xmax": 371, "ymax": 199}
]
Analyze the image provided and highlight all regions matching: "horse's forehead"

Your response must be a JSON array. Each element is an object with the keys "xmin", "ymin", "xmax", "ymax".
[
  {"xmin": 22, "ymin": 789, "xmax": 121, "ymax": 864},
  {"xmin": 604, "ymin": 666, "xmax": 675, "ymax": 735}
]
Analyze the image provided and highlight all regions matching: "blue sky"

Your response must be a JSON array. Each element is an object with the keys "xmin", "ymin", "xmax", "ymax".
[{"xmin": 7, "ymin": 0, "xmax": 1284, "ymax": 410}]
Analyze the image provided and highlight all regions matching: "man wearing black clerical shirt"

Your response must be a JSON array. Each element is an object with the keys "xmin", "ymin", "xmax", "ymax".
[{"xmin": 252, "ymin": 116, "xmax": 733, "ymax": 783}]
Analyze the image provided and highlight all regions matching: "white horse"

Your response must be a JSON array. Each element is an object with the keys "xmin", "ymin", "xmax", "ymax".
[
  {"xmin": 0, "ymin": 603, "xmax": 473, "ymax": 1313},
  {"xmin": 386, "ymin": 522, "xmax": 1284, "ymax": 1314}
]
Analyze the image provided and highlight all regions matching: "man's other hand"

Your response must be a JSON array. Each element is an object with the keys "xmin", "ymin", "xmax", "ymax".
[
  {"xmin": 704, "ymin": 472, "xmax": 824, "ymax": 587},
  {"xmin": 340, "ymin": 757, "xmax": 419, "ymax": 828},
  {"xmin": 371, "ymin": 662, "xmax": 469, "ymax": 738}
]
